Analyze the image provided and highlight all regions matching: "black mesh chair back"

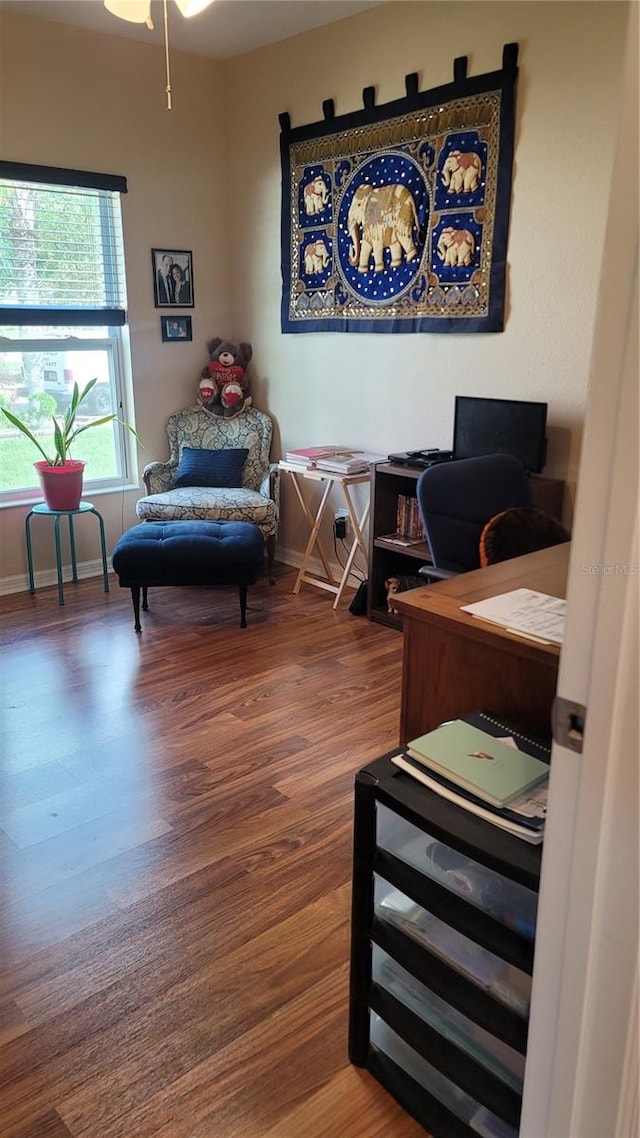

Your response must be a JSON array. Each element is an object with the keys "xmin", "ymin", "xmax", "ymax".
[{"xmin": 416, "ymin": 454, "xmax": 533, "ymax": 576}]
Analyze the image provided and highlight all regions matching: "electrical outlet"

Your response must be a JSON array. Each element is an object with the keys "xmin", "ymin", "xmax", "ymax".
[{"xmin": 334, "ymin": 509, "xmax": 349, "ymax": 539}]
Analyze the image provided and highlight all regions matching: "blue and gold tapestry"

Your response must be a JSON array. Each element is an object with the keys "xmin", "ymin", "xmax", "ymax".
[{"xmin": 280, "ymin": 44, "xmax": 518, "ymax": 334}]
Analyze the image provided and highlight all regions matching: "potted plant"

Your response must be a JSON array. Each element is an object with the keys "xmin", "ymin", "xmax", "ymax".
[{"xmin": 1, "ymin": 378, "xmax": 140, "ymax": 511}]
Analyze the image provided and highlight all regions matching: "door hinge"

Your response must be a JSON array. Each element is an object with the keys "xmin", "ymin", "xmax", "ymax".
[{"xmin": 552, "ymin": 697, "xmax": 587, "ymax": 753}]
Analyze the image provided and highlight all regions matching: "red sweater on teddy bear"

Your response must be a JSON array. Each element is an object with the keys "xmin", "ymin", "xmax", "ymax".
[{"xmin": 208, "ymin": 361, "xmax": 245, "ymax": 384}]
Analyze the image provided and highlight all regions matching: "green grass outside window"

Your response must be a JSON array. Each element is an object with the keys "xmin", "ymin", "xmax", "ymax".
[{"xmin": 1, "ymin": 425, "xmax": 117, "ymax": 493}]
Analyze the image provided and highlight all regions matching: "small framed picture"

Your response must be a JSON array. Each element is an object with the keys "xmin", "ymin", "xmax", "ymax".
[
  {"xmin": 161, "ymin": 315, "xmax": 192, "ymax": 342},
  {"xmin": 152, "ymin": 248, "xmax": 194, "ymax": 307}
]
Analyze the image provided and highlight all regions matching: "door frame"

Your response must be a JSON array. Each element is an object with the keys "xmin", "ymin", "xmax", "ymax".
[{"xmin": 520, "ymin": 9, "xmax": 638, "ymax": 1136}]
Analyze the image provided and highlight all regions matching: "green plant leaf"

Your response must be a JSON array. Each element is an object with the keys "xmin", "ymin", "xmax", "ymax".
[
  {"xmin": 53, "ymin": 420, "xmax": 67, "ymax": 463},
  {"xmin": 69, "ymin": 381, "xmax": 81, "ymax": 414},
  {"xmin": 79, "ymin": 377, "xmax": 98, "ymax": 399}
]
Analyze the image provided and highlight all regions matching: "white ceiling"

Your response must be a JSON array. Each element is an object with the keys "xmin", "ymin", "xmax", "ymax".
[{"xmin": 1, "ymin": 0, "xmax": 387, "ymax": 60}]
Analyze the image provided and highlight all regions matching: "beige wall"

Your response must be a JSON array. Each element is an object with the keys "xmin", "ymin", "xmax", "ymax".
[
  {"xmin": 0, "ymin": 2, "xmax": 629, "ymax": 586},
  {"xmin": 225, "ymin": 0, "xmax": 628, "ymax": 559},
  {"xmin": 0, "ymin": 9, "xmax": 230, "ymax": 584}
]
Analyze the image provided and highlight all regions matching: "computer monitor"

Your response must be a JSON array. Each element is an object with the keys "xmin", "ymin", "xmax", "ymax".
[{"xmin": 453, "ymin": 396, "xmax": 548, "ymax": 474}]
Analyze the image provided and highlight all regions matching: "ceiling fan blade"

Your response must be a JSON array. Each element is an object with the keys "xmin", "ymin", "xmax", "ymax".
[
  {"xmin": 174, "ymin": 0, "xmax": 216, "ymax": 16},
  {"xmin": 103, "ymin": 0, "xmax": 152, "ymax": 24}
]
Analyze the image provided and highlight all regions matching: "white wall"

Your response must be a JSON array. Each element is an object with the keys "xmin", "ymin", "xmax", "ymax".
[{"xmin": 0, "ymin": 1, "xmax": 629, "ymax": 586}]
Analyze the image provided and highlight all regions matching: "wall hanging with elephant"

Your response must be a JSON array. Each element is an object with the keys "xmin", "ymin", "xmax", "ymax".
[{"xmin": 279, "ymin": 43, "xmax": 518, "ymax": 334}]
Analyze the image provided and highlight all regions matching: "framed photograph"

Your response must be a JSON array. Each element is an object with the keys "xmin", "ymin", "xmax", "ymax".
[
  {"xmin": 161, "ymin": 315, "xmax": 192, "ymax": 342},
  {"xmin": 152, "ymin": 248, "xmax": 194, "ymax": 307}
]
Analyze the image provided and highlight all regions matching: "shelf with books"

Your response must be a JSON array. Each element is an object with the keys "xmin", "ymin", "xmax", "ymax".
[
  {"xmin": 395, "ymin": 492, "xmax": 426, "ymax": 542},
  {"xmin": 368, "ymin": 462, "xmax": 431, "ymax": 627}
]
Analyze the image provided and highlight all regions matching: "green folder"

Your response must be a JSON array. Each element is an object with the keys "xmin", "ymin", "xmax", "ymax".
[{"xmin": 406, "ymin": 720, "xmax": 549, "ymax": 807}]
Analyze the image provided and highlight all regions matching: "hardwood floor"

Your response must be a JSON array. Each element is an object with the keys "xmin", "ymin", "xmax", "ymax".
[{"xmin": 0, "ymin": 566, "xmax": 425, "ymax": 1137}]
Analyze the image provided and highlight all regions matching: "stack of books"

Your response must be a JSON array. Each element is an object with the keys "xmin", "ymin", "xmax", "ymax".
[
  {"xmin": 397, "ymin": 494, "xmax": 425, "ymax": 541},
  {"xmin": 379, "ymin": 494, "xmax": 426, "ymax": 545},
  {"xmin": 378, "ymin": 495, "xmax": 426, "ymax": 546},
  {"xmin": 315, "ymin": 450, "xmax": 386, "ymax": 474},
  {"xmin": 392, "ymin": 714, "xmax": 551, "ymax": 844},
  {"xmin": 284, "ymin": 446, "xmax": 344, "ymax": 467}
]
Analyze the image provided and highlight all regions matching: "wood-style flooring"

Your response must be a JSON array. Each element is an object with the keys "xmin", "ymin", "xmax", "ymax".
[{"xmin": 0, "ymin": 565, "xmax": 425, "ymax": 1137}]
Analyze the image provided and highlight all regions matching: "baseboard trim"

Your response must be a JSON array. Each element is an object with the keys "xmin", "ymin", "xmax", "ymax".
[
  {"xmin": 0, "ymin": 557, "xmax": 113, "ymax": 597},
  {"xmin": 276, "ymin": 546, "xmax": 363, "ymax": 593},
  {"xmin": 1, "ymin": 548, "xmax": 363, "ymax": 598}
]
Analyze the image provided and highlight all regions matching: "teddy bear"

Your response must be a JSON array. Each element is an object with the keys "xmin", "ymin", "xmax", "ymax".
[{"xmin": 198, "ymin": 338, "xmax": 253, "ymax": 418}]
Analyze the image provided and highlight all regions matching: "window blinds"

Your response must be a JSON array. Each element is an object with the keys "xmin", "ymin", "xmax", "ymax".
[{"xmin": 0, "ymin": 162, "xmax": 128, "ymax": 326}]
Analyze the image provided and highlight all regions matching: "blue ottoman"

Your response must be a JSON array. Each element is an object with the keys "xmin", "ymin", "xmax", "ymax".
[{"xmin": 112, "ymin": 520, "xmax": 264, "ymax": 632}]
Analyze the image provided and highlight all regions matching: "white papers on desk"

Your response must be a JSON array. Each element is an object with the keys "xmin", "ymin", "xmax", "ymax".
[{"xmin": 461, "ymin": 588, "xmax": 566, "ymax": 645}]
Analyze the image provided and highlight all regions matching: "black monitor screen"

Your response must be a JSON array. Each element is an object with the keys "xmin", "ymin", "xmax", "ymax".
[{"xmin": 453, "ymin": 396, "xmax": 548, "ymax": 474}]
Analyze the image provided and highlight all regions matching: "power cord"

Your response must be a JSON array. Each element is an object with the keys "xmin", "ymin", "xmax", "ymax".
[{"xmin": 332, "ymin": 530, "xmax": 366, "ymax": 582}]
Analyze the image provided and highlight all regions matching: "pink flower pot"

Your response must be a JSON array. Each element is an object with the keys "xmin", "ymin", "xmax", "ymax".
[{"xmin": 35, "ymin": 460, "xmax": 86, "ymax": 511}]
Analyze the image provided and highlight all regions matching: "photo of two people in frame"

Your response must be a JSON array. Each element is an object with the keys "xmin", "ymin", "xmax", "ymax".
[{"xmin": 152, "ymin": 249, "xmax": 193, "ymax": 307}]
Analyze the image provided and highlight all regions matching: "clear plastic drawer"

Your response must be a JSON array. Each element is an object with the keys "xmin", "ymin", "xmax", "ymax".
[
  {"xmin": 374, "ymin": 877, "xmax": 531, "ymax": 1017},
  {"xmin": 370, "ymin": 1012, "xmax": 518, "ymax": 1138},
  {"xmin": 376, "ymin": 802, "xmax": 538, "ymax": 939},
  {"xmin": 372, "ymin": 944, "xmax": 525, "ymax": 1091}
]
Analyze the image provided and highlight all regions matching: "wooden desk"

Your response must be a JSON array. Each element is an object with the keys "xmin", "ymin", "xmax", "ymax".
[
  {"xmin": 393, "ymin": 543, "xmax": 570, "ymax": 743},
  {"xmin": 278, "ymin": 461, "xmax": 370, "ymax": 608}
]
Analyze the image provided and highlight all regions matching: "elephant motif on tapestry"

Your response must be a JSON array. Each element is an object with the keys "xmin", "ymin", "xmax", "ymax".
[
  {"xmin": 441, "ymin": 150, "xmax": 482, "ymax": 194},
  {"xmin": 303, "ymin": 176, "xmax": 330, "ymax": 216},
  {"xmin": 436, "ymin": 227, "xmax": 476, "ymax": 267},
  {"xmin": 347, "ymin": 183, "xmax": 420, "ymax": 274},
  {"xmin": 304, "ymin": 240, "xmax": 330, "ymax": 275}
]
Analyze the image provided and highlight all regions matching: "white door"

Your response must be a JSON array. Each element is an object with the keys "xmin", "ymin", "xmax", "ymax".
[{"xmin": 521, "ymin": 9, "xmax": 638, "ymax": 1137}]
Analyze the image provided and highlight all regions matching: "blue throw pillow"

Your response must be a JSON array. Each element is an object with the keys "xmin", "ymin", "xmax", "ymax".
[{"xmin": 174, "ymin": 447, "xmax": 248, "ymax": 488}]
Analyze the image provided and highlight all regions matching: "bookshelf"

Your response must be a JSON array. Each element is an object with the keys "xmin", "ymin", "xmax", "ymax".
[
  {"xmin": 367, "ymin": 463, "xmax": 565, "ymax": 629},
  {"xmin": 368, "ymin": 463, "xmax": 430, "ymax": 628}
]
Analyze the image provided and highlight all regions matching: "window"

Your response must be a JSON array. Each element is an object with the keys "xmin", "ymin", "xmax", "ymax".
[{"xmin": 0, "ymin": 161, "xmax": 134, "ymax": 501}]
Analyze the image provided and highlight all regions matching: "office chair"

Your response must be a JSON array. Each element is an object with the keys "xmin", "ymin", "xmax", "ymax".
[{"xmin": 416, "ymin": 453, "xmax": 533, "ymax": 582}]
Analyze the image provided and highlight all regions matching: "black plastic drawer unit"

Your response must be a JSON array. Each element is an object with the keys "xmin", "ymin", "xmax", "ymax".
[{"xmin": 349, "ymin": 753, "xmax": 542, "ymax": 1138}]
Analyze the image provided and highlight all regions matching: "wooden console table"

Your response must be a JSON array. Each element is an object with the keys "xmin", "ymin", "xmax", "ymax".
[{"xmin": 393, "ymin": 543, "xmax": 570, "ymax": 743}]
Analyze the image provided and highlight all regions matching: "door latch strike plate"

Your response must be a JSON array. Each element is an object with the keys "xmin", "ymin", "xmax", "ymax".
[{"xmin": 552, "ymin": 697, "xmax": 586, "ymax": 753}]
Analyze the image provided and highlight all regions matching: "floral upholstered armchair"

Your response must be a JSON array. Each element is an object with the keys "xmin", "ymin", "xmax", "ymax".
[{"xmin": 136, "ymin": 406, "xmax": 279, "ymax": 582}]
